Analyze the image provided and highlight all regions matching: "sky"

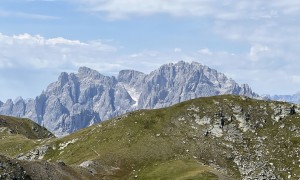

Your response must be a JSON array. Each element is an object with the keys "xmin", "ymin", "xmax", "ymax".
[{"xmin": 0, "ymin": 0, "xmax": 300, "ymax": 101}]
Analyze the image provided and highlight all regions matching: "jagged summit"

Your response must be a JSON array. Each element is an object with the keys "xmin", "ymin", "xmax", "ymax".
[
  {"xmin": 118, "ymin": 69, "xmax": 145, "ymax": 83},
  {"xmin": 77, "ymin": 66, "xmax": 116, "ymax": 85},
  {"xmin": 78, "ymin": 66, "xmax": 98, "ymax": 76},
  {"xmin": 0, "ymin": 61, "xmax": 258, "ymax": 136}
]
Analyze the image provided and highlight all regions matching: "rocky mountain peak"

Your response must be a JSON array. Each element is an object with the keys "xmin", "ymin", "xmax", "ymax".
[
  {"xmin": 0, "ymin": 99, "xmax": 14, "ymax": 116},
  {"xmin": 158, "ymin": 61, "xmax": 194, "ymax": 72},
  {"xmin": 58, "ymin": 72, "xmax": 69, "ymax": 86},
  {"xmin": 5, "ymin": 99, "xmax": 13, "ymax": 104},
  {"xmin": 13, "ymin": 96, "xmax": 24, "ymax": 104},
  {"xmin": 77, "ymin": 66, "xmax": 117, "ymax": 86},
  {"xmin": 175, "ymin": 61, "xmax": 203, "ymax": 71},
  {"xmin": 78, "ymin": 66, "xmax": 102, "ymax": 79},
  {"xmin": 118, "ymin": 70, "xmax": 145, "ymax": 83}
]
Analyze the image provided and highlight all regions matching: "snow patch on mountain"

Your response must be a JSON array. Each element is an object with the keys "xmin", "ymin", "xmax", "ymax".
[{"xmin": 121, "ymin": 83, "xmax": 140, "ymax": 107}]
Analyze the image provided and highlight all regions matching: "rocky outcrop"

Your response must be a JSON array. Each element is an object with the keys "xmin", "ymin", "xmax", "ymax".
[
  {"xmin": 0, "ymin": 61, "xmax": 258, "ymax": 136},
  {"xmin": 0, "ymin": 155, "xmax": 30, "ymax": 180},
  {"xmin": 17, "ymin": 145, "xmax": 51, "ymax": 161},
  {"xmin": 0, "ymin": 154, "xmax": 97, "ymax": 180}
]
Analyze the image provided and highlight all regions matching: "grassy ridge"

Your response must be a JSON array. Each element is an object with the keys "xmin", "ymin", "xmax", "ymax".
[
  {"xmin": 41, "ymin": 95, "xmax": 251, "ymax": 178},
  {"xmin": 1, "ymin": 95, "xmax": 300, "ymax": 179},
  {"xmin": 0, "ymin": 115, "xmax": 54, "ymax": 157},
  {"xmin": 0, "ymin": 115, "xmax": 53, "ymax": 139},
  {"xmin": 42, "ymin": 95, "xmax": 300, "ymax": 179}
]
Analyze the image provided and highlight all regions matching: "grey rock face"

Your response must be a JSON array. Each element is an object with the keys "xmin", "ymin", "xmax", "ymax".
[
  {"xmin": 0, "ymin": 61, "xmax": 258, "ymax": 136},
  {"xmin": 137, "ymin": 61, "xmax": 257, "ymax": 109},
  {"xmin": 12, "ymin": 97, "xmax": 26, "ymax": 117}
]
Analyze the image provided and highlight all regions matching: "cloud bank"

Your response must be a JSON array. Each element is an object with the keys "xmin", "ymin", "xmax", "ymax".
[
  {"xmin": 0, "ymin": 33, "xmax": 116, "ymax": 70},
  {"xmin": 71, "ymin": 0, "xmax": 300, "ymax": 20}
]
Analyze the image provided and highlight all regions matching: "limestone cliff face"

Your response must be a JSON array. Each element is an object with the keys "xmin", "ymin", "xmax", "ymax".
[{"xmin": 0, "ymin": 61, "xmax": 258, "ymax": 136}]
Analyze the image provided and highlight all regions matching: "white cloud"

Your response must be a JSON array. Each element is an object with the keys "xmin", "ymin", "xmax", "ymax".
[
  {"xmin": 0, "ymin": 10, "xmax": 59, "ymax": 20},
  {"xmin": 292, "ymin": 76, "xmax": 300, "ymax": 84},
  {"xmin": 67, "ymin": 0, "xmax": 300, "ymax": 89},
  {"xmin": 69, "ymin": 0, "xmax": 300, "ymax": 20},
  {"xmin": 249, "ymin": 44, "xmax": 269, "ymax": 60},
  {"xmin": 46, "ymin": 37, "xmax": 84, "ymax": 45},
  {"xmin": 174, "ymin": 48, "xmax": 182, "ymax": 53},
  {"xmin": 198, "ymin": 48, "xmax": 212, "ymax": 55},
  {"xmin": 212, "ymin": 3, "xmax": 300, "ymax": 66},
  {"xmin": 0, "ymin": 33, "xmax": 121, "ymax": 100},
  {"xmin": 71, "ymin": 0, "xmax": 214, "ymax": 19},
  {"xmin": 0, "ymin": 33, "xmax": 116, "ymax": 70}
]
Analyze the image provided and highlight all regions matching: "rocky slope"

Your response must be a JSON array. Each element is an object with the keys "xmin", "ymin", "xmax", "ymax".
[
  {"xmin": 0, "ymin": 61, "xmax": 258, "ymax": 136},
  {"xmin": 1, "ymin": 95, "xmax": 299, "ymax": 179},
  {"xmin": 0, "ymin": 155, "xmax": 30, "ymax": 180}
]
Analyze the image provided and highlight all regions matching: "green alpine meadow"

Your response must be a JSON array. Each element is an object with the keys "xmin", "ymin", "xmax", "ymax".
[{"xmin": 1, "ymin": 95, "xmax": 299, "ymax": 179}]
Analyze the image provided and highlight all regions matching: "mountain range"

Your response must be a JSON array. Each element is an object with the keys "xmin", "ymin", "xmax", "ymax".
[
  {"xmin": 263, "ymin": 92, "xmax": 300, "ymax": 104},
  {"xmin": 0, "ymin": 61, "xmax": 258, "ymax": 136}
]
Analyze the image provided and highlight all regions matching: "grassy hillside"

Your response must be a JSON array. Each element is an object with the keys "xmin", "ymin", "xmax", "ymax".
[
  {"xmin": 0, "ymin": 115, "xmax": 54, "ymax": 139},
  {"xmin": 35, "ymin": 95, "xmax": 300, "ymax": 179},
  {"xmin": 0, "ymin": 115, "xmax": 93, "ymax": 179},
  {"xmin": 130, "ymin": 159, "xmax": 221, "ymax": 180},
  {"xmin": 0, "ymin": 115, "xmax": 54, "ymax": 157},
  {"xmin": 1, "ymin": 95, "xmax": 300, "ymax": 179}
]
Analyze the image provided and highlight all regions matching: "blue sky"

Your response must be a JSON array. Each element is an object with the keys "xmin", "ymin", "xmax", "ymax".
[{"xmin": 0, "ymin": 0, "xmax": 300, "ymax": 101}]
